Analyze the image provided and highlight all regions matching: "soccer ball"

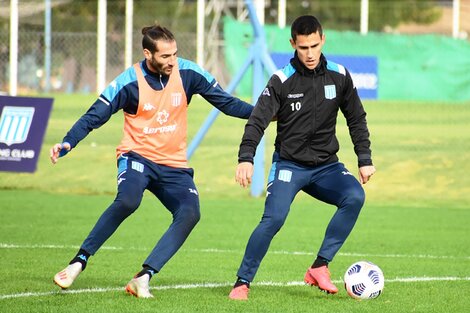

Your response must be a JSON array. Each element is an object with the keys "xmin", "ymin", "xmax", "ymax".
[{"xmin": 343, "ymin": 261, "xmax": 384, "ymax": 300}]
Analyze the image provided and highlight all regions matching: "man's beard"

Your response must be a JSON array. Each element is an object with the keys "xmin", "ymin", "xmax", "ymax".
[{"xmin": 149, "ymin": 57, "xmax": 172, "ymax": 75}]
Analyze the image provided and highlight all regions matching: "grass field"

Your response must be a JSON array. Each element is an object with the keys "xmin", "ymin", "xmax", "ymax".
[{"xmin": 1, "ymin": 94, "xmax": 469, "ymax": 312}]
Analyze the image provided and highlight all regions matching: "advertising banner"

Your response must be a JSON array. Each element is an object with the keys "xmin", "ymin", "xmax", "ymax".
[
  {"xmin": 0, "ymin": 96, "xmax": 53, "ymax": 173},
  {"xmin": 271, "ymin": 53, "xmax": 378, "ymax": 99}
]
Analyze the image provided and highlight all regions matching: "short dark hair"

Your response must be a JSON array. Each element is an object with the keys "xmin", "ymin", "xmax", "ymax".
[
  {"xmin": 291, "ymin": 15, "xmax": 323, "ymax": 41},
  {"xmin": 141, "ymin": 25, "xmax": 175, "ymax": 53}
]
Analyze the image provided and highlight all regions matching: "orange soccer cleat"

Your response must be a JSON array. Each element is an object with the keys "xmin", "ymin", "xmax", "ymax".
[
  {"xmin": 228, "ymin": 284, "xmax": 250, "ymax": 300},
  {"xmin": 304, "ymin": 265, "xmax": 339, "ymax": 294}
]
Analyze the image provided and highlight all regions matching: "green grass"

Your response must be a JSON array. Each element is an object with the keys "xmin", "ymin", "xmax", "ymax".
[{"xmin": 0, "ymin": 94, "xmax": 469, "ymax": 312}]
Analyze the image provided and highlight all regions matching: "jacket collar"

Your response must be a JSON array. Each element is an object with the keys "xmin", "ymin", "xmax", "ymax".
[
  {"xmin": 290, "ymin": 52, "xmax": 326, "ymax": 77},
  {"xmin": 142, "ymin": 60, "xmax": 170, "ymax": 83}
]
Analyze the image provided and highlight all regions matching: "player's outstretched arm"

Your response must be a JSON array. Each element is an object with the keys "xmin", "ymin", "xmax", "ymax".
[
  {"xmin": 236, "ymin": 162, "xmax": 254, "ymax": 188},
  {"xmin": 359, "ymin": 165, "xmax": 376, "ymax": 184},
  {"xmin": 50, "ymin": 142, "xmax": 71, "ymax": 164}
]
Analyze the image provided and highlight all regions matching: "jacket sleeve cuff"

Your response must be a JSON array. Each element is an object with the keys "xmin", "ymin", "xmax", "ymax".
[
  {"xmin": 358, "ymin": 158, "xmax": 373, "ymax": 167},
  {"xmin": 238, "ymin": 153, "xmax": 254, "ymax": 164},
  {"xmin": 58, "ymin": 142, "xmax": 71, "ymax": 157}
]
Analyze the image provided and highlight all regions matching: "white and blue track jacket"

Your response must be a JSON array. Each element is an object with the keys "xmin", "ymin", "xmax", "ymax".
[{"xmin": 62, "ymin": 58, "xmax": 253, "ymax": 149}]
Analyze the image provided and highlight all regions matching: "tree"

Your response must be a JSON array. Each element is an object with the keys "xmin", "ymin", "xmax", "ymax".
[{"xmin": 279, "ymin": 0, "xmax": 442, "ymax": 32}]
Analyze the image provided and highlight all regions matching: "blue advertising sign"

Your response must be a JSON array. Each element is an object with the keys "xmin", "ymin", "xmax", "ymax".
[
  {"xmin": 270, "ymin": 53, "xmax": 378, "ymax": 99},
  {"xmin": 0, "ymin": 96, "xmax": 53, "ymax": 173}
]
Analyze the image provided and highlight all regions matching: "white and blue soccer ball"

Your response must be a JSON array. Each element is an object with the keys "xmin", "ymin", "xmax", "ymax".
[{"xmin": 344, "ymin": 261, "xmax": 384, "ymax": 300}]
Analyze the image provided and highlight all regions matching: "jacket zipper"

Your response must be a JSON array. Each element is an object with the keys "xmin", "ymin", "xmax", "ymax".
[{"xmin": 310, "ymin": 69, "xmax": 318, "ymax": 165}]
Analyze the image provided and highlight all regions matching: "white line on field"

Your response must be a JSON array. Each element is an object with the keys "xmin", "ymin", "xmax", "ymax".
[
  {"xmin": 1, "ymin": 243, "xmax": 469, "ymax": 260},
  {"xmin": 1, "ymin": 277, "xmax": 469, "ymax": 300},
  {"xmin": 0, "ymin": 243, "xmax": 122, "ymax": 250},
  {"xmin": 197, "ymin": 248, "xmax": 470, "ymax": 260}
]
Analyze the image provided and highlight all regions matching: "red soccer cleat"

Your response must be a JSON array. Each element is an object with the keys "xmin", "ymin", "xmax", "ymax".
[
  {"xmin": 228, "ymin": 284, "xmax": 249, "ymax": 300},
  {"xmin": 304, "ymin": 265, "xmax": 339, "ymax": 294}
]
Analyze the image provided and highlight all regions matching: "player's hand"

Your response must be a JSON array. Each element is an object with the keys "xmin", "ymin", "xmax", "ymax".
[
  {"xmin": 359, "ymin": 165, "xmax": 376, "ymax": 184},
  {"xmin": 236, "ymin": 162, "xmax": 254, "ymax": 188},
  {"xmin": 50, "ymin": 142, "xmax": 71, "ymax": 164}
]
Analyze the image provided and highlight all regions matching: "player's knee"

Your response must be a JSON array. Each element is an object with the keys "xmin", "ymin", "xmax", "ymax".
[
  {"xmin": 343, "ymin": 187, "xmax": 365, "ymax": 211},
  {"xmin": 188, "ymin": 207, "xmax": 201, "ymax": 226},
  {"xmin": 178, "ymin": 205, "xmax": 201, "ymax": 226},
  {"xmin": 116, "ymin": 197, "xmax": 141, "ymax": 215},
  {"xmin": 265, "ymin": 213, "xmax": 287, "ymax": 233}
]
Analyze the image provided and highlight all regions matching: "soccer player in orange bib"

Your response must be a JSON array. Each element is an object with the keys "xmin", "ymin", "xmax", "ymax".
[{"xmin": 50, "ymin": 25, "xmax": 253, "ymax": 298}]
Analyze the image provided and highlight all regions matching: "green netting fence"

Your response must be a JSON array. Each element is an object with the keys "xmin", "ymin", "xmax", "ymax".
[{"xmin": 224, "ymin": 17, "xmax": 470, "ymax": 102}]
